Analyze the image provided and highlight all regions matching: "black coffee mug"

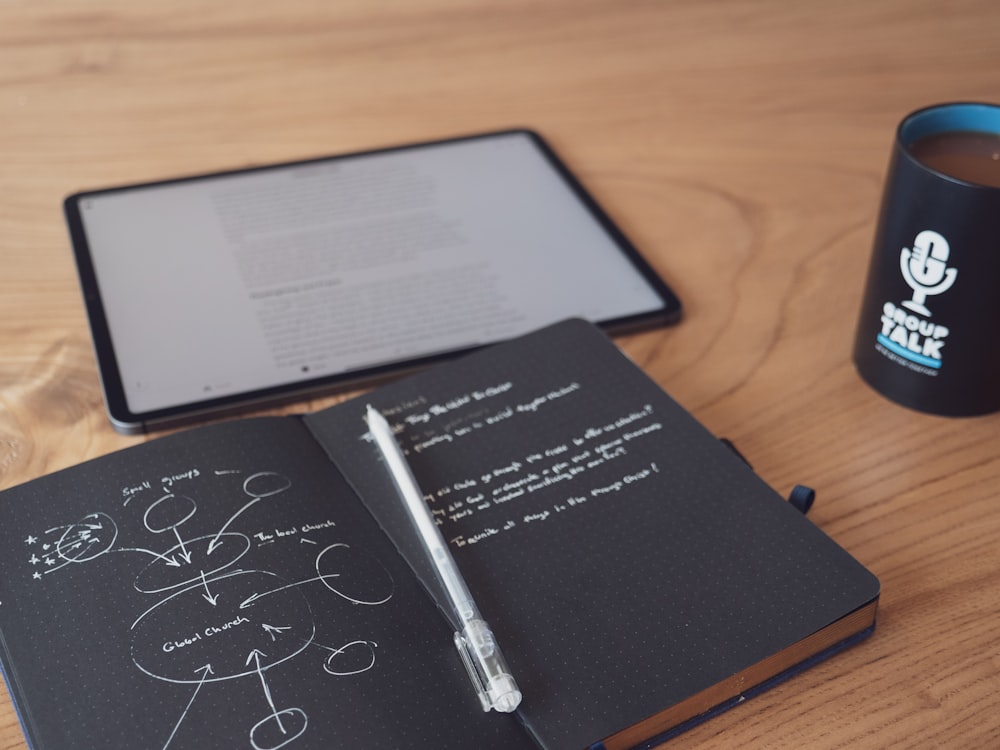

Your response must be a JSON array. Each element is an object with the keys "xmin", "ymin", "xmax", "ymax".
[{"xmin": 853, "ymin": 102, "xmax": 1000, "ymax": 416}]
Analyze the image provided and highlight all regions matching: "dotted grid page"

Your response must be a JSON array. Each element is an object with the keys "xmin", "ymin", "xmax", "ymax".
[
  {"xmin": 0, "ymin": 416, "xmax": 530, "ymax": 750},
  {"xmin": 308, "ymin": 319, "xmax": 880, "ymax": 750}
]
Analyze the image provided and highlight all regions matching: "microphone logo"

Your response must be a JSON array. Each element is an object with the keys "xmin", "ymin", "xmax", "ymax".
[{"xmin": 899, "ymin": 230, "xmax": 957, "ymax": 316}]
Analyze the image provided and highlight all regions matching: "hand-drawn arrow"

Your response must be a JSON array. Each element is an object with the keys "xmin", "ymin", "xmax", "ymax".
[
  {"xmin": 162, "ymin": 663, "xmax": 214, "ymax": 750},
  {"xmin": 247, "ymin": 650, "xmax": 286, "ymax": 735},
  {"xmin": 206, "ymin": 498, "xmax": 262, "ymax": 555},
  {"xmin": 207, "ymin": 472, "xmax": 292, "ymax": 555},
  {"xmin": 238, "ymin": 573, "xmax": 344, "ymax": 610},
  {"xmin": 172, "ymin": 528, "xmax": 192, "ymax": 564},
  {"xmin": 112, "ymin": 547, "xmax": 181, "ymax": 567},
  {"xmin": 261, "ymin": 623, "xmax": 292, "ymax": 641},
  {"xmin": 43, "ymin": 515, "xmax": 103, "ymax": 535},
  {"xmin": 81, "ymin": 513, "xmax": 105, "ymax": 530},
  {"xmin": 199, "ymin": 570, "xmax": 218, "ymax": 606}
]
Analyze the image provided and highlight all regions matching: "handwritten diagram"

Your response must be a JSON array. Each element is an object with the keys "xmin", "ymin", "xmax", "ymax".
[{"xmin": 23, "ymin": 468, "xmax": 394, "ymax": 750}]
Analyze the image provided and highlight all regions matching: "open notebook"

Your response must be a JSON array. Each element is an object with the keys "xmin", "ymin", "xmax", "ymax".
[{"xmin": 0, "ymin": 319, "xmax": 879, "ymax": 749}]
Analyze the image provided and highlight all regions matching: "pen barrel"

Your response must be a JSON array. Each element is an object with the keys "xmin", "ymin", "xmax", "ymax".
[
  {"xmin": 367, "ymin": 406, "xmax": 521, "ymax": 713},
  {"xmin": 367, "ymin": 406, "xmax": 479, "ymax": 625},
  {"xmin": 434, "ymin": 548, "xmax": 479, "ymax": 623}
]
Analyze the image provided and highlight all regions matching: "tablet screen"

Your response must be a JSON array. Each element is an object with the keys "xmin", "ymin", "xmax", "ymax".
[{"xmin": 66, "ymin": 130, "xmax": 680, "ymax": 432}]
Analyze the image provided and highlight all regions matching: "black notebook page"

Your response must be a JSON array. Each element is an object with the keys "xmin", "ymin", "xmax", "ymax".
[
  {"xmin": 0, "ymin": 417, "xmax": 529, "ymax": 750},
  {"xmin": 305, "ymin": 319, "xmax": 880, "ymax": 750}
]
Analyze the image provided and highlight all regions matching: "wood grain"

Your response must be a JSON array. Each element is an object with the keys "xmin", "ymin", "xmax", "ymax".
[{"xmin": 2, "ymin": 1, "xmax": 999, "ymax": 747}]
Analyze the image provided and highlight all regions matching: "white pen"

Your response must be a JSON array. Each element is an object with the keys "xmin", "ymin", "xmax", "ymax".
[{"xmin": 365, "ymin": 404, "xmax": 523, "ymax": 713}]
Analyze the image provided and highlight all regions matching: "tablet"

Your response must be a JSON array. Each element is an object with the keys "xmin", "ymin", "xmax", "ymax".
[{"xmin": 65, "ymin": 129, "xmax": 681, "ymax": 434}]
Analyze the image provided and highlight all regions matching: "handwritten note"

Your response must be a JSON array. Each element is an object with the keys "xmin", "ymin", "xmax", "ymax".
[{"xmin": 365, "ymin": 379, "xmax": 664, "ymax": 548}]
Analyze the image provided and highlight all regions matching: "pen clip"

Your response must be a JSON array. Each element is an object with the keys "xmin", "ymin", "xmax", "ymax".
[
  {"xmin": 453, "ymin": 620, "xmax": 522, "ymax": 713},
  {"xmin": 454, "ymin": 630, "xmax": 492, "ymax": 712}
]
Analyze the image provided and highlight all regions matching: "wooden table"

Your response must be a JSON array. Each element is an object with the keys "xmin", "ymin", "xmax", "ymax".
[{"xmin": 2, "ymin": 1, "xmax": 998, "ymax": 747}]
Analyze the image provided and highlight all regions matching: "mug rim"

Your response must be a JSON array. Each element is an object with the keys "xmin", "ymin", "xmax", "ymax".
[{"xmin": 896, "ymin": 101, "xmax": 1000, "ymax": 191}]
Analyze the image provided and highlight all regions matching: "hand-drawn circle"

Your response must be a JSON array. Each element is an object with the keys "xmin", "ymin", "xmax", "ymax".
[
  {"xmin": 54, "ymin": 512, "xmax": 118, "ymax": 563},
  {"xmin": 323, "ymin": 640, "xmax": 377, "ymax": 676},
  {"xmin": 250, "ymin": 708, "xmax": 307, "ymax": 750},
  {"xmin": 243, "ymin": 472, "xmax": 292, "ymax": 498},
  {"xmin": 144, "ymin": 494, "xmax": 197, "ymax": 533},
  {"xmin": 133, "ymin": 533, "xmax": 251, "ymax": 594},
  {"xmin": 131, "ymin": 569, "xmax": 314, "ymax": 684},
  {"xmin": 316, "ymin": 543, "xmax": 394, "ymax": 605}
]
